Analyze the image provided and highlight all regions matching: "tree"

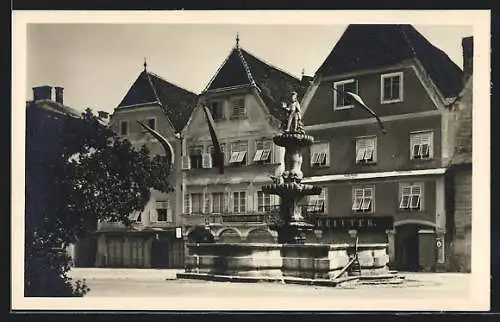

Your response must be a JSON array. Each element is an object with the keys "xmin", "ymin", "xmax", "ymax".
[{"xmin": 25, "ymin": 106, "xmax": 171, "ymax": 297}]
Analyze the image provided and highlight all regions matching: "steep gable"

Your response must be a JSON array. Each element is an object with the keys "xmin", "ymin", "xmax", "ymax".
[
  {"xmin": 117, "ymin": 70, "xmax": 198, "ymax": 132},
  {"xmin": 204, "ymin": 46, "xmax": 308, "ymax": 122},
  {"xmin": 315, "ymin": 24, "xmax": 463, "ymax": 98}
]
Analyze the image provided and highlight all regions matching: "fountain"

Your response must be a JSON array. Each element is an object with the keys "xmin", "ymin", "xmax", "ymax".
[{"xmin": 176, "ymin": 92, "xmax": 400, "ymax": 285}]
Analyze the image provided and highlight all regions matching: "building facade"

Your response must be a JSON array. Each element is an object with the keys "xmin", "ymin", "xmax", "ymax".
[
  {"xmin": 95, "ymin": 65, "xmax": 197, "ymax": 268},
  {"xmin": 445, "ymin": 36, "xmax": 473, "ymax": 272},
  {"xmin": 301, "ymin": 25, "xmax": 464, "ymax": 272},
  {"xmin": 181, "ymin": 39, "xmax": 308, "ymax": 243}
]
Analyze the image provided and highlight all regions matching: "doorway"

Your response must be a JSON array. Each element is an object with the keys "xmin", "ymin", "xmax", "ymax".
[
  {"xmin": 151, "ymin": 238, "xmax": 170, "ymax": 268},
  {"xmin": 395, "ymin": 224, "xmax": 436, "ymax": 271}
]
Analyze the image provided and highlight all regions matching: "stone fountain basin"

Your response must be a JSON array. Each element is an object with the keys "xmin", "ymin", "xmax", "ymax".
[
  {"xmin": 273, "ymin": 132, "xmax": 314, "ymax": 147},
  {"xmin": 261, "ymin": 183, "xmax": 322, "ymax": 196},
  {"xmin": 181, "ymin": 242, "xmax": 390, "ymax": 280}
]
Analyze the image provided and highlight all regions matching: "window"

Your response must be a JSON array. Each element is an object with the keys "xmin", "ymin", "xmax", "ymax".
[
  {"xmin": 352, "ymin": 187, "xmax": 374, "ymax": 213},
  {"xmin": 410, "ymin": 131, "xmax": 433, "ymax": 160},
  {"xmin": 120, "ymin": 120, "xmax": 128, "ymax": 136},
  {"xmin": 190, "ymin": 193, "xmax": 203, "ymax": 214},
  {"xmin": 184, "ymin": 193, "xmax": 191, "ymax": 214},
  {"xmin": 146, "ymin": 117, "xmax": 156, "ymax": 130},
  {"xmin": 308, "ymin": 188, "xmax": 327, "ymax": 213},
  {"xmin": 310, "ymin": 142, "xmax": 329, "ymax": 167},
  {"xmin": 156, "ymin": 201, "xmax": 171, "ymax": 222},
  {"xmin": 254, "ymin": 139, "xmax": 273, "ymax": 163},
  {"xmin": 334, "ymin": 79, "xmax": 358, "ymax": 110},
  {"xmin": 207, "ymin": 143, "xmax": 226, "ymax": 168},
  {"xmin": 211, "ymin": 192, "xmax": 224, "ymax": 213},
  {"xmin": 209, "ymin": 101, "xmax": 225, "ymax": 122},
  {"xmin": 399, "ymin": 184, "xmax": 423, "ymax": 211},
  {"xmin": 130, "ymin": 210, "xmax": 141, "ymax": 223},
  {"xmin": 356, "ymin": 137, "xmax": 377, "ymax": 164},
  {"xmin": 231, "ymin": 97, "xmax": 246, "ymax": 119},
  {"xmin": 189, "ymin": 145, "xmax": 204, "ymax": 169},
  {"xmin": 381, "ymin": 72, "xmax": 403, "ymax": 103},
  {"xmin": 229, "ymin": 141, "xmax": 248, "ymax": 165},
  {"xmin": 257, "ymin": 191, "xmax": 272, "ymax": 212},
  {"xmin": 233, "ymin": 191, "xmax": 247, "ymax": 213},
  {"xmin": 107, "ymin": 238, "xmax": 123, "ymax": 267}
]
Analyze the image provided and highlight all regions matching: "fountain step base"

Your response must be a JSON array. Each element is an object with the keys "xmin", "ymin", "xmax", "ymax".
[{"xmin": 176, "ymin": 272, "xmax": 404, "ymax": 287}]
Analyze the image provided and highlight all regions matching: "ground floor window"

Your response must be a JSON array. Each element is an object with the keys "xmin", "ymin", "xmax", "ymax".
[
  {"xmin": 107, "ymin": 238, "xmax": 123, "ymax": 267},
  {"xmin": 130, "ymin": 238, "xmax": 145, "ymax": 267}
]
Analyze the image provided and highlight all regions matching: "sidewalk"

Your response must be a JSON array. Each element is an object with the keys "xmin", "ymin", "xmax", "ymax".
[{"xmin": 69, "ymin": 267, "xmax": 184, "ymax": 281}]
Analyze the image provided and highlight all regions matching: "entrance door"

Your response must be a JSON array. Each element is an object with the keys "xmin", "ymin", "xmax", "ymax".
[
  {"xmin": 151, "ymin": 239, "xmax": 170, "ymax": 268},
  {"xmin": 395, "ymin": 225, "xmax": 420, "ymax": 271}
]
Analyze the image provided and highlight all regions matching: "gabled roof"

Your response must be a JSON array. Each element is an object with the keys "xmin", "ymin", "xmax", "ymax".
[
  {"xmin": 450, "ymin": 77, "xmax": 473, "ymax": 165},
  {"xmin": 315, "ymin": 24, "xmax": 464, "ymax": 98},
  {"xmin": 27, "ymin": 99, "xmax": 82, "ymax": 119},
  {"xmin": 204, "ymin": 46, "xmax": 308, "ymax": 122},
  {"xmin": 116, "ymin": 70, "xmax": 198, "ymax": 133}
]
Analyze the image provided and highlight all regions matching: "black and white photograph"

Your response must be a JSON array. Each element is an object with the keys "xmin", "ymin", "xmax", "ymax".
[{"xmin": 12, "ymin": 10, "xmax": 490, "ymax": 311}]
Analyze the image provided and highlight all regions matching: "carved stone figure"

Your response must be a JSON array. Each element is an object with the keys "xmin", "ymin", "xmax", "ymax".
[{"xmin": 281, "ymin": 91, "xmax": 304, "ymax": 133}]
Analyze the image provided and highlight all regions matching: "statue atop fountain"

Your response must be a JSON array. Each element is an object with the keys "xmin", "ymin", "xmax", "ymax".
[{"xmin": 262, "ymin": 91, "xmax": 322, "ymax": 244}]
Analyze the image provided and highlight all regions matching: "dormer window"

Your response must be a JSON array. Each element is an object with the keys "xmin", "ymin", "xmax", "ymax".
[
  {"xmin": 381, "ymin": 72, "xmax": 403, "ymax": 104},
  {"xmin": 334, "ymin": 79, "xmax": 358, "ymax": 110},
  {"xmin": 231, "ymin": 97, "xmax": 246, "ymax": 120},
  {"xmin": 209, "ymin": 101, "xmax": 225, "ymax": 122}
]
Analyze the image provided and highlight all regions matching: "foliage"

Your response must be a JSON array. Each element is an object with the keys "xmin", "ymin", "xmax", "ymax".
[{"xmin": 25, "ymin": 106, "xmax": 171, "ymax": 297}]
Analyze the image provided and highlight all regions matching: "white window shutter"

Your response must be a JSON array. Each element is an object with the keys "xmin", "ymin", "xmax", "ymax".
[
  {"xmin": 182, "ymin": 155, "xmax": 191, "ymax": 170},
  {"xmin": 202, "ymin": 152, "xmax": 212, "ymax": 168},
  {"xmin": 253, "ymin": 150, "xmax": 263, "ymax": 162},
  {"xmin": 150, "ymin": 208, "xmax": 158, "ymax": 222}
]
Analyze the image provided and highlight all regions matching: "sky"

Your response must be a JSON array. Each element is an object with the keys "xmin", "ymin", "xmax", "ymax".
[{"xmin": 26, "ymin": 23, "xmax": 473, "ymax": 114}]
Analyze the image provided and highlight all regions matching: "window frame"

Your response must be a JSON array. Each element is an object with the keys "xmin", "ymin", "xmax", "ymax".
[
  {"xmin": 231, "ymin": 96, "xmax": 246, "ymax": 120},
  {"xmin": 399, "ymin": 183, "xmax": 424, "ymax": 211},
  {"xmin": 355, "ymin": 136, "xmax": 378, "ymax": 164},
  {"xmin": 410, "ymin": 130, "xmax": 434, "ymax": 160},
  {"xmin": 380, "ymin": 71, "xmax": 404, "ymax": 104},
  {"xmin": 229, "ymin": 141, "xmax": 248, "ymax": 166},
  {"xmin": 188, "ymin": 144, "xmax": 204, "ymax": 169},
  {"xmin": 308, "ymin": 188, "xmax": 328, "ymax": 214},
  {"xmin": 190, "ymin": 193, "xmax": 203, "ymax": 214},
  {"xmin": 233, "ymin": 191, "xmax": 247, "ymax": 214},
  {"xmin": 352, "ymin": 187, "xmax": 374, "ymax": 213},
  {"xmin": 254, "ymin": 139, "xmax": 273, "ymax": 164},
  {"xmin": 209, "ymin": 100, "xmax": 225, "ymax": 122},
  {"xmin": 310, "ymin": 142, "xmax": 330, "ymax": 167},
  {"xmin": 333, "ymin": 79, "xmax": 358, "ymax": 110},
  {"xmin": 146, "ymin": 117, "xmax": 157, "ymax": 131},
  {"xmin": 119, "ymin": 120, "xmax": 129, "ymax": 136},
  {"xmin": 211, "ymin": 192, "xmax": 225, "ymax": 214}
]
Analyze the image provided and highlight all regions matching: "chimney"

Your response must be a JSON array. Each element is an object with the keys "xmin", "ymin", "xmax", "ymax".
[
  {"xmin": 32, "ymin": 85, "xmax": 52, "ymax": 101},
  {"xmin": 98, "ymin": 111, "xmax": 109, "ymax": 119},
  {"xmin": 462, "ymin": 36, "xmax": 473, "ymax": 84},
  {"xmin": 55, "ymin": 86, "xmax": 64, "ymax": 104}
]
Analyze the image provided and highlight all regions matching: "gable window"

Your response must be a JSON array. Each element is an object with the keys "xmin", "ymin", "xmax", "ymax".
[
  {"xmin": 229, "ymin": 141, "xmax": 248, "ymax": 165},
  {"xmin": 381, "ymin": 72, "xmax": 403, "ymax": 103},
  {"xmin": 209, "ymin": 101, "xmax": 225, "ymax": 122},
  {"xmin": 334, "ymin": 79, "xmax": 358, "ymax": 110},
  {"xmin": 399, "ymin": 184, "xmax": 423, "ymax": 211},
  {"xmin": 254, "ymin": 139, "xmax": 273, "ymax": 163},
  {"xmin": 188, "ymin": 144, "xmax": 204, "ymax": 169},
  {"xmin": 310, "ymin": 142, "xmax": 329, "ymax": 167},
  {"xmin": 356, "ymin": 136, "xmax": 377, "ymax": 164},
  {"xmin": 211, "ymin": 192, "xmax": 224, "ymax": 214},
  {"xmin": 156, "ymin": 201, "xmax": 171, "ymax": 222},
  {"xmin": 352, "ymin": 187, "xmax": 374, "ymax": 213},
  {"xmin": 120, "ymin": 120, "xmax": 129, "ymax": 136},
  {"xmin": 190, "ymin": 193, "xmax": 203, "ymax": 214},
  {"xmin": 410, "ymin": 131, "xmax": 433, "ymax": 160},
  {"xmin": 308, "ymin": 188, "xmax": 327, "ymax": 214},
  {"xmin": 233, "ymin": 191, "xmax": 247, "ymax": 213},
  {"xmin": 207, "ymin": 143, "xmax": 226, "ymax": 168},
  {"xmin": 231, "ymin": 97, "xmax": 246, "ymax": 119},
  {"xmin": 146, "ymin": 117, "xmax": 156, "ymax": 130}
]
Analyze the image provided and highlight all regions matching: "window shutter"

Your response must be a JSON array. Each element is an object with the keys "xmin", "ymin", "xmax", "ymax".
[
  {"xmin": 364, "ymin": 188, "xmax": 373, "ymax": 197},
  {"xmin": 150, "ymin": 207, "xmax": 158, "ymax": 222},
  {"xmin": 253, "ymin": 150, "xmax": 263, "ymax": 162},
  {"xmin": 182, "ymin": 155, "xmax": 191, "ymax": 170},
  {"xmin": 202, "ymin": 152, "xmax": 212, "ymax": 168},
  {"xmin": 356, "ymin": 147, "xmax": 366, "ymax": 162},
  {"xmin": 184, "ymin": 194, "xmax": 191, "ymax": 214}
]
